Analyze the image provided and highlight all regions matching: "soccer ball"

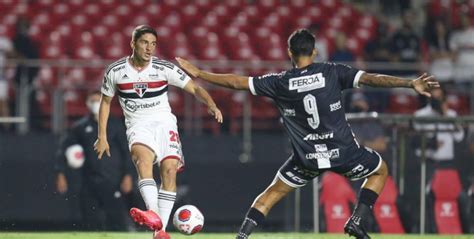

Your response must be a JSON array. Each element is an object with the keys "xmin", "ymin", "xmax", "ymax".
[{"xmin": 173, "ymin": 205, "xmax": 204, "ymax": 235}]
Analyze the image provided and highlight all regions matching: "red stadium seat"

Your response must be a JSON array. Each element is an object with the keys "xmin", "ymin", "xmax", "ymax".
[
  {"xmin": 373, "ymin": 176, "xmax": 405, "ymax": 233},
  {"xmin": 446, "ymin": 93, "xmax": 470, "ymax": 115},
  {"xmin": 102, "ymin": 32, "xmax": 128, "ymax": 60},
  {"xmin": 250, "ymin": 96, "xmax": 280, "ymax": 131},
  {"xmin": 386, "ymin": 92, "xmax": 419, "ymax": 114},
  {"xmin": 430, "ymin": 169, "xmax": 463, "ymax": 234},
  {"xmin": 320, "ymin": 172, "xmax": 356, "ymax": 233},
  {"xmin": 40, "ymin": 31, "xmax": 67, "ymax": 59},
  {"xmin": 64, "ymin": 89, "xmax": 88, "ymax": 118},
  {"xmin": 168, "ymin": 87, "xmax": 185, "ymax": 120},
  {"xmin": 181, "ymin": 4, "xmax": 201, "ymax": 28}
]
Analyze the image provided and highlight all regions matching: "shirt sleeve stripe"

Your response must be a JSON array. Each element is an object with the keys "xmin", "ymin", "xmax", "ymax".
[
  {"xmin": 248, "ymin": 77, "xmax": 257, "ymax": 95},
  {"xmin": 353, "ymin": 70, "xmax": 365, "ymax": 88}
]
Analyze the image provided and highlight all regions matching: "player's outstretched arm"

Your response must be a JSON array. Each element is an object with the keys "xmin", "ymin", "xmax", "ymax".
[
  {"xmin": 94, "ymin": 94, "xmax": 112, "ymax": 159},
  {"xmin": 359, "ymin": 72, "xmax": 440, "ymax": 97},
  {"xmin": 183, "ymin": 80, "xmax": 223, "ymax": 123},
  {"xmin": 176, "ymin": 57, "xmax": 249, "ymax": 90}
]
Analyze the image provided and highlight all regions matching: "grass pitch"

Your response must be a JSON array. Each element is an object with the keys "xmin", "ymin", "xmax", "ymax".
[{"xmin": 0, "ymin": 232, "xmax": 472, "ymax": 239}]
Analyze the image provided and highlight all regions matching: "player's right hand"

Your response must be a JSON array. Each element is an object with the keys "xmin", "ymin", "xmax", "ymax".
[
  {"xmin": 176, "ymin": 57, "xmax": 201, "ymax": 78},
  {"xmin": 94, "ymin": 137, "xmax": 111, "ymax": 159}
]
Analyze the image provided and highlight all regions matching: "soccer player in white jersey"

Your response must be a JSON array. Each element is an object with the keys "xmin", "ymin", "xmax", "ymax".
[{"xmin": 94, "ymin": 25, "xmax": 223, "ymax": 239}]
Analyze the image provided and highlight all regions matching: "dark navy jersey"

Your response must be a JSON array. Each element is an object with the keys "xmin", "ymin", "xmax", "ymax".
[{"xmin": 249, "ymin": 62, "xmax": 365, "ymax": 170}]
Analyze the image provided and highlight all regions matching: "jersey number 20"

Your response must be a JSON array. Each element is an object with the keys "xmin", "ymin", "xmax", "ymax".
[{"xmin": 303, "ymin": 94, "xmax": 320, "ymax": 129}]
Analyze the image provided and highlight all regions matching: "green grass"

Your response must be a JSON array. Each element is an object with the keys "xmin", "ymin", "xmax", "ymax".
[{"xmin": 0, "ymin": 232, "xmax": 472, "ymax": 239}]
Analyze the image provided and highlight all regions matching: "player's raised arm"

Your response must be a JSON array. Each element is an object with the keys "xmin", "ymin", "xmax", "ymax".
[
  {"xmin": 93, "ymin": 94, "xmax": 112, "ymax": 159},
  {"xmin": 176, "ymin": 57, "xmax": 249, "ymax": 90},
  {"xmin": 359, "ymin": 72, "xmax": 440, "ymax": 97},
  {"xmin": 182, "ymin": 80, "xmax": 223, "ymax": 123}
]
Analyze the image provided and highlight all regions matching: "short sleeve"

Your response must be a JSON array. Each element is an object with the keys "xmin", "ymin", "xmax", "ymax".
[
  {"xmin": 101, "ymin": 72, "xmax": 115, "ymax": 97},
  {"xmin": 334, "ymin": 63, "xmax": 364, "ymax": 90},
  {"xmin": 167, "ymin": 64, "xmax": 191, "ymax": 89},
  {"xmin": 248, "ymin": 73, "xmax": 282, "ymax": 98}
]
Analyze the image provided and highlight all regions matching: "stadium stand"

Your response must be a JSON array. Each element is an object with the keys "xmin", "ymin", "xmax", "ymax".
[
  {"xmin": 319, "ymin": 172, "xmax": 356, "ymax": 233},
  {"xmin": 0, "ymin": 0, "xmax": 382, "ymax": 125},
  {"xmin": 2, "ymin": 0, "xmax": 472, "ymax": 130},
  {"xmin": 373, "ymin": 176, "xmax": 405, "ymax": 233},
  {"xmin": 429, "ymin": 169, "xmax": 463, "ymax": 234}
]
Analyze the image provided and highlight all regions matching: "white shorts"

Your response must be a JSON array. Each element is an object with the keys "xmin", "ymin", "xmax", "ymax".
[{"xmin": 126, "ymin": 121, "xmax": 185, "ymax": 171}]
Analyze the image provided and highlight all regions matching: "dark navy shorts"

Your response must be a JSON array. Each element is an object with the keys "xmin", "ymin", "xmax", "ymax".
[{"xmin": 277, "ymin": 146, "xmax": 382, "ymax": 188}]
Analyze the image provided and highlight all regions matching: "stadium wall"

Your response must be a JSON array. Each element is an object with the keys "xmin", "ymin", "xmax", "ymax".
[{"xmin": 0, "ymin": 132, "xmax": 317, "ymax": 232}]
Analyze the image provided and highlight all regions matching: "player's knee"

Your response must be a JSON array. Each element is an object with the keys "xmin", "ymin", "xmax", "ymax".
[
  {"xmin": 131, "ymin": 153, "xmax": 153, "ymax": 169},
  {"xmin": 161, "ymin": 167, "xmax": 178, "ymax": 178}
]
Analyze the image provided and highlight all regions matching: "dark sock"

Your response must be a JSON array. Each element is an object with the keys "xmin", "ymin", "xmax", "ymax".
[
  {"xmin": 351, "ymin": 188, "xmax": 379, "ymax": 223},
  {"xmin": 236, "ymin": 208, "xmax": 265, "ymax": 239},
  {"xmin": 357, "ymin": 188, "xmax": 379, "ymax": 209}
]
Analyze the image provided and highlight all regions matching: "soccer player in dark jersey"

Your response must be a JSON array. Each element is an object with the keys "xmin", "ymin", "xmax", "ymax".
[{"xmin": 177, "ymin": 29, "xmax": 439, "ymax": 239}]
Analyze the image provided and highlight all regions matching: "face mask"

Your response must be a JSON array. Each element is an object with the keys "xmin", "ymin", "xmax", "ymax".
[
  {"xmin": 87, "ymin": 101, "xmax": 100, "ymax": 115},
  {"xmin": 430, "ymin": 99, "xmax": 443, "ymax": 113}
]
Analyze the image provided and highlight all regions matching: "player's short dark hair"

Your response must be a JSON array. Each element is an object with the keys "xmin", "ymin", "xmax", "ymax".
[
  {"xmin": 132, "ymin": 25, "xmax": 157, "ymax": 42},
  {"xmin": 288, "ymin": 29, "xmax": 315, "ymax": 57}
]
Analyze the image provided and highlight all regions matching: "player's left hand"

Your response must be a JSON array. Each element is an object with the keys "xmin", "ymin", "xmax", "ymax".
[
  {"xmin": 411, "ymin": 73, "xmax": 439, "ymax": 97},
  {"xmin": 208, "ymin": 105, "xmax": 223, "ymax": 123},
  {"xmin": 176, "ymin": 57, "xmax": 201, "ymax": 78}
]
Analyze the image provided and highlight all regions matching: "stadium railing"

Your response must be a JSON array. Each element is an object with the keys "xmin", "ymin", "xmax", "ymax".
[{"xmin": 307, "ymin": 113, "xmax": 474, "ymax": 234}]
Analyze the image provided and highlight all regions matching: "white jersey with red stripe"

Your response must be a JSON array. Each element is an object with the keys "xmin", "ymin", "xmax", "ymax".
[{"xmin": 101, "ymin": 56, "xmax": 191, "ymax": 127}]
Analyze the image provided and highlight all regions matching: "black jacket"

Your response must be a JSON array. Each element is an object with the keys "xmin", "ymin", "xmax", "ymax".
[{"xmin": 55, "ymin": 115, "xmax": 134, "ymax": 186}]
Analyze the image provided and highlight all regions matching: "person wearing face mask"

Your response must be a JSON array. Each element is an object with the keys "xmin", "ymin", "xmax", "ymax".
[
  {"xmin": 54, "ymin": 90, "xmax": 135, "ymax": 231},
  {"xmin": 414, "ymin": 88, "xmax": 464, "ymax": 176}
]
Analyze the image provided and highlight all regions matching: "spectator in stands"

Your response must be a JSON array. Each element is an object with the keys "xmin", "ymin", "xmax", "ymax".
[
  {"xmin": 349, "ymin": 91, "xmax": 388, "ymax": 155},
  {"xmin": 390, "ymin": 10, "xmax": 421, "ymax": 76},
  {"xmin": 0, "ymin": 31, "xmax": 13, "ymax": 131},
  {"xmin": 12, "ymin": 17, "xmax": 41, "ymax": 130},
  {"xmin": 449, "ymin": 14, "xmax": 474, "ymax": 82},
  {"xmin": 414, "ymin": 88, "xmax": 464, "ymax": 179},
  {"xmin": 329, "ymin": 32, "xmax": 354, "ymax": 63},
  {"xmin": 364, "ymin": 16, "xmax": 395, "ymax": 73},
  {"xmin": 308, "ymin": 24, "xmax": 328, "ymax": 62},
  {"xmin": 55, "ymin": 91, "xmax": 136, "ymax": 231},
  {"xmin": 427, "ymin": 18, "xmax": 454, "ymax": 82},
  {"xmin": 362, "ymin": 17, "xmax": 393, "ymax": 112}
]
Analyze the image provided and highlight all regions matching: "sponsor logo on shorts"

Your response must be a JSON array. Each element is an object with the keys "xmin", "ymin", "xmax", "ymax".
[
  {"xmin": 330, "ymin": 100, "xmax": 341, "ymax": 111},
  {"xmin": 124, "ymin": 100, "xmax": 160, "ymax": 112},
  {"xmin": 289, "ymin": 73, "xmax": 325, "ymax": 92},
  {"xmin": 285, "ymin": 171, "xmax": 308, "ymax": 184},
  {"xmin": 343, "ymin": 164, "xmax": 370, "ymax": 179},
  {"xmin": 303, "ymin": 132, "xmax": 334, "ymax": 141},
  {"xmin": 305, "ymin": 148, "xmax": 340, "ymax": 160},
  {"xmin": 292, "ymin": 166, "xmax": 320, "ymax": 178}
]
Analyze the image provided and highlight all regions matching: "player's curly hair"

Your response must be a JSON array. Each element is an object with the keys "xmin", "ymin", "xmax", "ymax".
[
  {"xmin": 132, "ymin": 25, "xmax": 157, "ymax": 42},
  {"xmin": 288, "ymin": 29, "xmax": 315, "ymax": 57}
]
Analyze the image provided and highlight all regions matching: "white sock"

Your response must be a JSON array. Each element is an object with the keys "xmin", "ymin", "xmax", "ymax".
[
  {"xmin": 158, "ymin": 189, "xmax": 177, "ymax": 231},
  {"xmin": 138, "ymin": 179, "xmax": 159, "ymax": 214}
]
